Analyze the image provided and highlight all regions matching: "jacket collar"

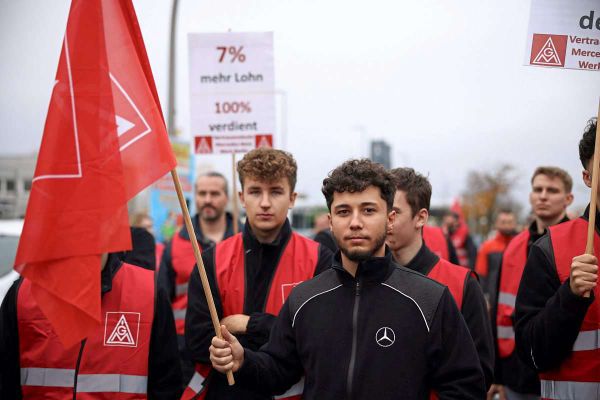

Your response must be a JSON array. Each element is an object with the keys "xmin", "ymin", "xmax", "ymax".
[
  {"xmin": 101, "ymin": 253, "xmax": 123, "ymax": 294},
  {"xmin": 582, "ymin": 204, "xmax": 600, "ymax": 231},
  {"xmin": 332, "ymin": 246, "xmax": 397, "ymax": 285},
  {"xmin": 243, "ymin": 218, "xmax": 292, "ymax": 250},
  {"xmin": 402, "ymin": 243, "xmax": 439, "ymax": 276}
]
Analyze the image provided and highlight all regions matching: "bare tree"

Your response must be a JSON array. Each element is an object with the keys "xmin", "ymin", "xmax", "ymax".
[{"xmin": 462, "ymin": 164, "xmax": 522, "ymax": 239}]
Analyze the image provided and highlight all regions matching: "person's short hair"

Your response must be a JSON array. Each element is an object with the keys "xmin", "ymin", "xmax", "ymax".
[
  {"xmin": 389, "ymin": 168, "xmax": 431, "ymax": 216},
  {"xmin": 322, "ymin": 159, "xmax": 395, "ymax": 211},
  {"xmin": 196, "ymin": 171, "xmax": 229, "ymax": 196},
  {"xmin": 237, "ymin": 148, "xmax": 297, "ymax": 191},
  {"xmin": 579, "ymin": 118, "xmax": 598, "ymax": 169},
  {"xmin": 531, "ymin": 166, "xmax": 573, "ymax": 193},
  {"xmin": 494, "ymin": 208, "xmax": 515, "ymax": 220}
]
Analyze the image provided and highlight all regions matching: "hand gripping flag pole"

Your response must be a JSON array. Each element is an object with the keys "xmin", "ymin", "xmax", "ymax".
[
  {"xmin": 584, "ymin": 99, "xmax": 600, "ymax": 299},
  {"xmin": 171, "ymin": 170, "xmax": 235, "ymax": 385}
]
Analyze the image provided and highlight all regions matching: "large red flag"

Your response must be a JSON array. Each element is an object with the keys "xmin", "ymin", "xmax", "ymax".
[{"xmin": 14, "ymin": 0, "xmax": 176, "ymax": 348}]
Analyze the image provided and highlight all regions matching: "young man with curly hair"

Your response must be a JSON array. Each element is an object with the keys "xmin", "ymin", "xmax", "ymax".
[
  {"xmin": 208, "ymin": 159, "xmax": 485, "ymax": 399},
  {"xmin": 183, "ymin": 148, "xmax": 333, "ymax": 400}
]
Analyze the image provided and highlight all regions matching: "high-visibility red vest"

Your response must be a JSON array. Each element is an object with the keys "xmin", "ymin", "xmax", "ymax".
[
  {"xmin": 427, "ymin": 258, "xmax": 469, "ymax": 309},
  {"xmin": 427, "ymin": 256, "xmax": 470, "ymax": 400},
  {"xmin": 423, "ymin": 226, "xmax": 450, "ymax": 261},
  {"xmin": 495, "ymin": 230, "xmax": 529, "ymax": 358},
  {"xmin": 538, "ymin": 218, "xmax": 600, "ymax": 400},
  {"xmin": 18, "ymin": 263, "xmax": 155, "ymax": 399},
  {"xmin": 170, "ymin": 233, "xmax": 203, "ymax": 335},
  {"xmin": 181, "ymin": 232, "xmax": 319, "ymax": 400}
]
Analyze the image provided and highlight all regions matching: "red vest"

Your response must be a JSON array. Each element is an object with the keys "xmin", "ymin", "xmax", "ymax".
[
  {"xmin": 539, "ymin": 219, "xmax": 600, "ymax": 400},
  {"xmin": 18, "ymin": 263, "xmax": 155, "ymax": 399},
  {"xmin": 182, "ymin": 232, "xmax": 319, "ymax": 400},
  {"xmin": 427, "ymin": 257, "xmax": 470, "ymax": 400},
  {"xmin": 423, "ymin": 226, "xmax": 450, "ymax": 261},
  {"xmin": 495, "ymin": 230, "xmax": 529, "ymax": 358},
  {"xmin": 427, "ymin": 258, "xmax": 469, "ymax": 309},
  {"xmin": 170, "ymin": 233, "xmax": 202, "ymax": 335}
]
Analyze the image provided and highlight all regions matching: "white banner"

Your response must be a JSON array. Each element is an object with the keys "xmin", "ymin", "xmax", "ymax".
[
  {"xmin": 525, "ymin": 0, "xmax": 600, "ymax": 71},
  {"xmin": 188, "ymin": 32, "xmax": 276, "ymax": 154}
]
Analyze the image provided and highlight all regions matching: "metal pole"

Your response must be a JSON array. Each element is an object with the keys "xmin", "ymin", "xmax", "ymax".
[{"xmin": 167, "ymin": 0, "xmax": 180, "ymax": 136}]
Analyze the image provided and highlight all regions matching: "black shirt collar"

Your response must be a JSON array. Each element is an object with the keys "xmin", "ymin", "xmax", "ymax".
[
  {"xmin": 332, "ymin": 246, "xmax": 396, "ymax": 284},
  {"xmin": 528, "ymin": 214, "xmax": 570, "ymax": 243},
  {"xmin": 243, "ymin": 218, "xmax": 292, "ymax": 250},
  {"xmin": 582, "ymin": 204, "xmax": 600, "ymax": 231},
  {"xmin": 101, "ymin": 253, "xmax": 123, "ymax": 294},
  {"xmin": 402, "ymin": 243, "xmax": 439, "ymax": 276}
]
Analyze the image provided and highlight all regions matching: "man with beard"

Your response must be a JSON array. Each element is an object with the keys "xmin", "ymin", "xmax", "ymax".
[
  {"xmin": 158, "ymin": 171, "xmax": 237, "ymax": 386},
  {"xmin": 183, "ymin": 148, "xmax": 332, "ymax": 400},
  {"xmin": 208, "ymin": 159, "xmax": 485, "ymax": 399}
]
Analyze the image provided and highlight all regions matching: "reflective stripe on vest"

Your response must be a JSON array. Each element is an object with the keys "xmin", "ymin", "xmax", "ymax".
[
  {"xmin": 426, "ymin": 257, "xmax": 469, "ymax": 309},
  {"xmin": 498, "ymin": 291, "xmax": 516, "ymax": 308},
  {"xmin": 495, "ymin": 230, "xmax": 529, "ymax": 358},
  {"xmin": 18, "ymin": 263, "xmax": 154, "ymax": 399},
  {"xmin": 541, "ymin": 380, "xmax": 600, "ymax": 400},
  {"xmin": 538, "ymin": 218, "xmax": 600, "ymax": 390},
  {"xmin": 170, "ymin": 233, "xmax": 203, "ymax": 335},
  {"xmin": 20, "ymin": 368, "xmax": 147, "ymax": 393}
]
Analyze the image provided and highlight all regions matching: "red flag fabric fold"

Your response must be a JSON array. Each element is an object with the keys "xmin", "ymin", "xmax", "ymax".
[{"xmin": 14, "ymin": 0, "xmax": 176, "ymax": 348}]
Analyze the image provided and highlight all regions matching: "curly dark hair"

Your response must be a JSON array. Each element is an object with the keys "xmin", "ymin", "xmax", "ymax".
[
  {"xmin": 237, "ymin": 148, "xmax": 297, "ymax": 191},
  {"xmin": 322, "ymin": 159, "xmax": 395, "ymax": 211},
  {"xmin": 579, "ymin": 118, "xmax": 598, "ymax": 169},
  {"xmin": 389, "ymin": 168, "xmax": 431, "ymax": 216}
]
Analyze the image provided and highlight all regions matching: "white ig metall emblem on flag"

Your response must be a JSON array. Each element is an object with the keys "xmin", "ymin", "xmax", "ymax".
[{"xmin": 104, "ymin": 312, "xmax": 140, "ymax": 347}]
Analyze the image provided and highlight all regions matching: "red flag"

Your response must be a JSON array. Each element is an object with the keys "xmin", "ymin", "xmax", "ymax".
[{"xmin": 14, "ymin": 0, "xmax": 176, "ymax": 348}]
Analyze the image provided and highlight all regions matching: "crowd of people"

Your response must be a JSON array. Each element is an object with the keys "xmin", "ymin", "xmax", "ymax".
[{"xmin": 0, "ymin": 118, "xmax": 598, "ymax": 399}]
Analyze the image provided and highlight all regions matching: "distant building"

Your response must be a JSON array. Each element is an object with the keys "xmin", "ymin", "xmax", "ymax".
[
  {"xmin": 370, "ymin": 140, "xmax": 391, "ymax": 169},
  {"xmin": 0, "ymin": 154, "xmax": 36, "ymax": 218}
]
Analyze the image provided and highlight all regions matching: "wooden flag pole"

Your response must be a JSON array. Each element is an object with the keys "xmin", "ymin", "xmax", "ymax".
[
  {"xmin": 584, "ymin": 101, "xmax": 600, "ymax": 298},
  {"xmin": 231, "ymin": 153, "xmax": 240, "ymax": 234},
  {"xmin": 170, "ymin": 169, "xmax": 235, "ymax": 385}
]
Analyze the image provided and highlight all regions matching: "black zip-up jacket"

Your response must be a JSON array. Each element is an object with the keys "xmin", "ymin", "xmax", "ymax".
[
  {"xmin": 403, "ymin": 243, "xmax": 494, "ymax": 390},
  {"xmin": 0, "ymin": 254, "xmax": 182, "ymax": 399},
  {"xmin": 492, "ymin": 217, "xmax": 567, "ymax": 394},
  {"xmin": 185, "ymin": 219, "xmax": 333, "ymax": 400},
  {"xmin": 514, "ymin": 209, "xmax": 595, "ymax": 373},
  {"xmin": 234, "ymin": 250, "xmax": 486, "ymax": 399}
]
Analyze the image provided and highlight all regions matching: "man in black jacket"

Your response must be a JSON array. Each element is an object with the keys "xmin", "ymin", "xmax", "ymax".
[
  {"xmin": 209, "ymin": 159, "xmax": 485, "ymax": 399},
  {"xmin": 184, "ymin": 148, "xmax": 333, "ymax": 399}
]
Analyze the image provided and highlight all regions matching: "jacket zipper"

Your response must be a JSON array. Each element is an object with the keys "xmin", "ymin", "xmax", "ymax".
[
  {"xmin": 72, "ymin": 339, "xmax": 86, "ymax": 400},
  {"xmin": 346, "ymin": 280, "xmax": 361, "ymax": 399}
]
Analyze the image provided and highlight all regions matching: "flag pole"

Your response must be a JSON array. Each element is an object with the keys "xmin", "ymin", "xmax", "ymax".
[
  {"xmin": 170, "ymin": 168, "xmax": 235, "ymax": 385},
  {"xmin": 231, "ymin": 153, "xmax": 239, "ymax": 234},
  {"xmin": 584, "ymin": 99, "xmax": 600, "ymax": 299}
]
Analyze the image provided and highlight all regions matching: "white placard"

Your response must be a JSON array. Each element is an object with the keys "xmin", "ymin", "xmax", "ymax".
[
  {"xmin": 525, "ymin": 0, "xmax": 600, "ymax": 71},
  {"xmin": 188, "ymin": 32, "xmax": 276, "ymax": 154}
]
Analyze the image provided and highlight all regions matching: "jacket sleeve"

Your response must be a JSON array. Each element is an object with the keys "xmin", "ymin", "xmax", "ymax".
[
  {"xmin": 461, "ymin": 274, "xmax": 495, "ymax": 390},
  {"xmin": 245, "ymin": 243, "xmax": 334, "ymax": 348},
  {"xmin": 428, "ymin": 288, "xmax": 486, "ymax": 399},
  {"xmin": 0, "ymin": 279, "xmax": 21, "ymax": 400},
  {"xmin": 157, "ymin": 241, "xmax": 176, "ymax": 302},
  {"xmin": 237, "ymin": 301, "xmax": 304, "ymax": 396},
  {"xmin": 148, "ymin": 285, "xmax": 183, "ymax": 399},
  {"xmin": 514, "ymin": 237, "xmax": 594, "ymax": 371},
  {"xmin": 185, "ymin": 247, "xmax": 224, "ymax": 364}
]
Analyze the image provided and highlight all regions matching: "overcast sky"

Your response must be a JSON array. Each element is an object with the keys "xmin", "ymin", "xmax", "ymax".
[{"xmin": 1, "ymin": 0, "xmax": 599, "ymax": 212}]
